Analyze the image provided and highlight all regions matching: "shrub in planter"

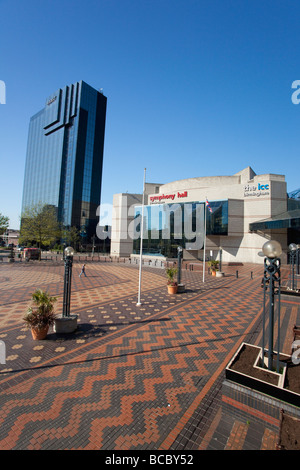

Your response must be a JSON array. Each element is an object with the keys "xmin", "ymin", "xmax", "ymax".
[
  {"xmin": 23, "ymin": 289, "xmax": 57, "ymax": 340},
  {"xmin": 166, "ymin": 267, "xmax": 178, "ymax": 294},
  {"xmin": 208, "ymin": 260, "xmax": 219, "ymax": 275}
]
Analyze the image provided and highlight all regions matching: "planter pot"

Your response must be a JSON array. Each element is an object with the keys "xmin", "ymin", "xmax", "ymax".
[
  {"xmin": 223, "ymin": 343, "xmax": 300, "ymax": 440},
  {"xmin": 281, "ymin": 287, "xmax": 300, "ymax": 297},
  {"xmin": 54, "ymin": 314, "xmax": 78, "ymax": 333},
  {"xmin": 225, "ymin": 342, "xmax": 300, "ymax": 407},
  {"xmin": 216, "ymin": 271, "xmax": 224, "ymax": 278},
  {"xmin": 211, "ymin": 270, "xmax": 216, "ymax": 277},
  {"xmin": 167, "ymin": 285, "xmax": 178, "ymax": 294},
  {"xmin": 31, "ymin": 325, "xmax": 49, "ymax": 340},
  {"xmin": 276, "ymin": 410, "xmax": 300, "ymax": 450},
  {"xmin": 293, "ymin": 325, "xmax": 300, "ymax": 339}
]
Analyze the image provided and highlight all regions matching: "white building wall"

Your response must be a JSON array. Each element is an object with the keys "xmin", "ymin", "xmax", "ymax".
[{"xmin": 110, "ymin": 193, "xmax": 142, "ymax": 257}]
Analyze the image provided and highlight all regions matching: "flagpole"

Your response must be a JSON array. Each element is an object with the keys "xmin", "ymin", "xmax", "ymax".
[
  {"xmin": 203, "ymin": 199, "xmax": 207, "ymax": 283},
  {"xmin": 137, "ymin": 168, "xmax": 146, "ymax": 306}
]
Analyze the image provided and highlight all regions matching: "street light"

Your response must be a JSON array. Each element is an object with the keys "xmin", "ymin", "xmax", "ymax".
[
  {"xmin": 289, "ymin": 243, "xmax": 298, "ymax": 290},
  {"xmin": 177, "ymin": 246, "xmax": 183, "ymax": 284},
  {"xmin": 219, "ymin": 246, "xmax": 223, "ymax": 272},
  {"xmin": 262, "ymin": 240, "xmax": 282, "ymax": 259},
  {"xmin": 289, "ymin": 243, "xmax": 297, "ymax": 251},
  {"xmin": 176, "ymin": 246, "xmax": 186, "ymax": 293},
  {"xmin": 91, "ymin": 234, "xmax": 96, "ymax": 256},
  {"xmin": 63, "ymin": 246, "xmax": 74, "ymax": 317},
  {"xmin": 262, "ymin": 240, "xmax": 282, "ymax": 372},
  {"xmin": 54, "ymin": 246, "xmax": 78, "ymax": 334},
  {"xmin": 65, "ymin": 246, "xmax": 75, "ymax": 257},
  {"xmin": 137, "ymin": 168, "xmax": 146, "ymax": 307}
]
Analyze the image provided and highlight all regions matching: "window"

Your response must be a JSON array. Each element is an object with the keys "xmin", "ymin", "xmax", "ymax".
[{"xmin": 133, "ymin": 200, "xmax": 228, "ymax": 257}]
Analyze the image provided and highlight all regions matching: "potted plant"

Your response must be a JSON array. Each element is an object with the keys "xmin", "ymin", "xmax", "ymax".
[
  {"xmin": 166, "ymin": 267, "xmax": 178, "ymax": 294},
  {"xmin": 208, "ymin": 260, "xmax": 219, "ymax": 276},
  {"xmin": 23, "ymin": 289, "xmax": 57, "ymax": 340}
]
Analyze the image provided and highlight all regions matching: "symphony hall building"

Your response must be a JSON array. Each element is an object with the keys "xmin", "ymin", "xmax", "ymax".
[{"xmin": 110, "ymin": 166, "xmax": 300, "ymax": 264}]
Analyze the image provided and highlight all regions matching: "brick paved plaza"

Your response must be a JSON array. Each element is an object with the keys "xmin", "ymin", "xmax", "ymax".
[{"xmin": 0, "ymin": 258, "xmax": 299, "ymax": 451}]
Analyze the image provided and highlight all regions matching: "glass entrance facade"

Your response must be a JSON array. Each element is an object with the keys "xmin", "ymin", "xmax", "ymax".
[{"xmin": 133, "ymin": 200, "xmax": 228, "ymax": 258}]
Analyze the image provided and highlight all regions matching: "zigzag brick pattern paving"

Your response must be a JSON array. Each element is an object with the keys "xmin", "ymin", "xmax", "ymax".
[{"xmin": 0, "ymin": 261, "xmax": 298, "ymax": 450}]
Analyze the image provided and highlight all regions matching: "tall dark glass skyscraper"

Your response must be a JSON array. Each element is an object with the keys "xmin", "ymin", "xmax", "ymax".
[{"xmin": 21, "ymin": 80, "xmax": 107, "ymax": 240}]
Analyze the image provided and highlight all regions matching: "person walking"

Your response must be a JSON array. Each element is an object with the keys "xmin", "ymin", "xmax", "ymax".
[{"xmin": 79, "ymin": 264, "xmax": 86, "ymax": 278}]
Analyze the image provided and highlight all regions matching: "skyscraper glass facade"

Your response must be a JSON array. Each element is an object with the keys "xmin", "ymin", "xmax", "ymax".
[{"xmin": 21, "ymin": 80, "xmax": 107, "ymax": 240}]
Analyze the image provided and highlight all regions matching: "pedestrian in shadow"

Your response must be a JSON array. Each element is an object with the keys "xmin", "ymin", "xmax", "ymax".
[{"xmin": 79, "ymin": 264, "xmax": 86, "ymax": 278}]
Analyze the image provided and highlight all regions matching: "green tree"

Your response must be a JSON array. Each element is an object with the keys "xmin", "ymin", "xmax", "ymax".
[
  {"xmin": 20, "ymin": 203, "xmax": 60, "ymax": 250},
  {"xmin": 62, "ymin": 226, "xmax": 80, "ymax": 251},
  {"xmin": 0, "ymin": 212, "xmax": 9, "ymax": 236}
]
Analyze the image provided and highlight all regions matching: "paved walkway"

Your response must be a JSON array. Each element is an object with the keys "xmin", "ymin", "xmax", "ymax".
[{"xmin": 0, "ymin": 259, "xmax": 298, "ymax": 451}]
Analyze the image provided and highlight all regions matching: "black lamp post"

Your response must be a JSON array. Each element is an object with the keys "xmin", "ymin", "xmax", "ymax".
[
  {"xmin": 8, "ymin": 244, "xmax": 15, "ymax": 263},
  {"xmin": 289, "ymin": 243, "xmax": 298, "ymax": 291},
  {"xmin": 176, "ymin": 246, "xmax": 185, "ymax": 292},
  {"xmin": 91, "ymin": 234, "xmax": 96, "ymax": 256},
  {"xmin": 62, "ymin": 246, "xmax": 74, "ymax": 317},
  {"xmin": 262, "ymin": 240, "xmax": 282, "ymax": 372},
  {"xmin": 53, "ymin": 245, "xmax": 78, "ymax": 334},
  {"xmin": 177, "ymin": 246, "xmax": 183, "ymax": 285},
  {"xmin": 219, "ymin": 247, "xmax": 222, "ymax": 272}
]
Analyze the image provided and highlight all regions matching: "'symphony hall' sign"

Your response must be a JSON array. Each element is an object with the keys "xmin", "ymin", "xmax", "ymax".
[{"xmin": 150, "ymin": 191, "xmax": 188, "ymax": 203}]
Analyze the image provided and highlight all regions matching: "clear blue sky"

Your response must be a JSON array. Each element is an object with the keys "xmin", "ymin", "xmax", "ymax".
[{"xmin": 1, "ymin": 0, "xmax": 299, "ymax": 229}]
